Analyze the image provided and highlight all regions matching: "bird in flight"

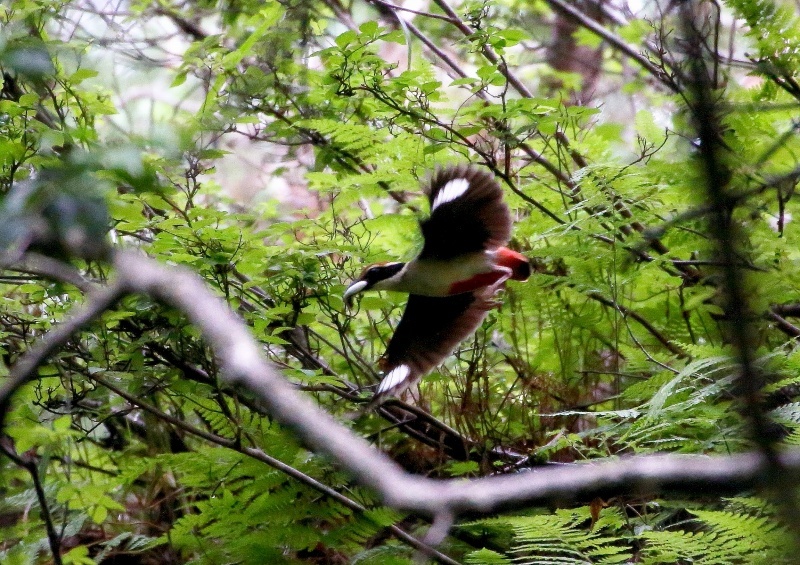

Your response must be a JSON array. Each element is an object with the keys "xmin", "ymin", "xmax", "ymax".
[{"xmin": 344, "ymin": 165, "xmax": 530, "ymax": 405}]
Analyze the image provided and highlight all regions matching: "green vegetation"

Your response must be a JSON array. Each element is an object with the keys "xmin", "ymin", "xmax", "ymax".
[{"xmin": 2, "ymin": 0, "xmax": 800, "ymax": 562}]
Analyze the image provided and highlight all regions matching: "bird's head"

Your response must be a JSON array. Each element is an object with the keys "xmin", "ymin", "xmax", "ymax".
[{"xmin": 344, "ymin": 262, "xmax": 405, "ymax": 307}]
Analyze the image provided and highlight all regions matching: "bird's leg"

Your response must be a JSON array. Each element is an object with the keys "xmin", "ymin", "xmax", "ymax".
[
  {"xmin": 478, "ymin": 267, "xmax": 512, "ymax": 309},
  {"xmin": 487, "ymin": 267, "xmax": 512, "ymax": 295}
]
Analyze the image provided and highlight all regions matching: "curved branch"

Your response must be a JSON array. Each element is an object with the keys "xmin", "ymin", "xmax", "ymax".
[
  {"xmin": 108, "ymin": 252, "xmax": 799, "ymax": 515},
  {"xmin": 3, "ymin": 250, "xmax": 800, "ymax": 530}
]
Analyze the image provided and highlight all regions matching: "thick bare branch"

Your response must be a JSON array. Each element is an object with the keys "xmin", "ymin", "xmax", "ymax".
[
  {"xmin": 108, "ymin": 252, "xmax": 800, "ymax": 515},
  {"xmin": 3, "ymin": 250, "xmax": 800, "ymax": 529}
]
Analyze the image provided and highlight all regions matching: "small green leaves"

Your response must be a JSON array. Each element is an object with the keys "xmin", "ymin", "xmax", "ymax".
[
  {"xmin": 0, "ymin": 143, "xmax": 167, "ymax": 259},
  {"xmin": 489, "ymin": 28, "xmax": 528, "ymax": 49},
  {"xmin": 464, "ymin": 548, "xmax": 511, "ymax": 565},
  {"xmin": 446, "ymin": 460, "xmax": 479, "ymax": 476}
]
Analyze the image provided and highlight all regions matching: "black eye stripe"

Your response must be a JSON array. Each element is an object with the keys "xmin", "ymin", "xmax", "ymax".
[{"xmin": 368, "ymin": 263, "xmax": 403, "ymax": 281}]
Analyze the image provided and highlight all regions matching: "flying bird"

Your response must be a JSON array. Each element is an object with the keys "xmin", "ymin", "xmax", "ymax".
[{"xmin": 344, "ymin": 165, "xmax": 530, "ymax": 404}]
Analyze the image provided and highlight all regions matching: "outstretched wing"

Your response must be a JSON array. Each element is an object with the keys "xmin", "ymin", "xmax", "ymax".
[
  {"xmin": 373, "ymin": 291, "xmax": 493, "ymax": 400},
  {"xmin": 419, "ymin": 165, "xmax": 511, "ymax": 260}
]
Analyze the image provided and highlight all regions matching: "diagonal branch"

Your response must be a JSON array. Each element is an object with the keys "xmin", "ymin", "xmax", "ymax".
[
  {"xmin": 587, "ymin": 290, "xmax": 688, "ymax": 358},
  {"xmin": 107, "ymin": 252, "xmax": 800, "ymax": 514},
  {"xmin": 0, "ymin": 279, "xmax": 125, "ymax": 429},
  {"xmin": 3, "ymin": 250, "xmax": 800, "ymax": 533},
  {"xmin": 544, "ymin": 0, "xmax": 681, "ymax": 94},
  {"xmin": 90, "ymin": 374, "xmax": 460, "ymax": 565},
  {"xmin": 429, "ymin": 0, "xmax": 534, "ymax": 99}
]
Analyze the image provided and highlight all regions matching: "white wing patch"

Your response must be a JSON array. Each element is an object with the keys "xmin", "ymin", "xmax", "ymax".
[
  {"xmin": 377, "ymin": 364, "xmax": 411, "ymax": 394},
  {"xmin": 431, "ymin": 178, "xmax": 470, "ymax": 211}
]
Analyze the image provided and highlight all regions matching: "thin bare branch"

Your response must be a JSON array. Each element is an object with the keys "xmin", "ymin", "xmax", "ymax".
[
  {"xmin": 544, "ymin": 0, "xmax": 680, "ymax": 94},
  {"xmin": 91, "ymin": 374, "xmax": 460, "ymax": 565},
  {"xmin": 0, "ymin": 438, "xmax": 64, "ymax": 565}
]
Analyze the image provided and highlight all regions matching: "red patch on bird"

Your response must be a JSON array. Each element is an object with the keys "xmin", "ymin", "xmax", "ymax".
[
  {"xmin": 495, "ymin": 247, "xmax": 531, "ymax": 281},
  {"xmin": 448, "ymin": 271, "xmax": 506, "ymax": 295},
  {"xmin": 446, "ymin": 248, "xmax": 531, "ymax": 295}
]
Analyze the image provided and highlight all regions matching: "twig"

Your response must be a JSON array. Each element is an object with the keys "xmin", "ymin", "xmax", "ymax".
[
  {"xmin": 0, "ymin": 280, "xmax": 125, "ymax": 430},
  {"xmin": 772, "ymin": 304, "xmax": 800, "ymax": 318},
  {"xmin": 587, "ymin": 291, "xmax": 687, "ymax": 358},
  {"xmin": 766, "ymin": 311, "xmax": 800, "ymax": 339},
  {"xmin": 544, "ymin": 0, "xmax": 680, "ymax": 94},
  {"xmin": 0, "ymin": 438, "xmax": 64, "ymax": 565}
]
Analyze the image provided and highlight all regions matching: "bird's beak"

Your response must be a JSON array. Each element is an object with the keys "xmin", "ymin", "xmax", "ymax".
[{"xmin": 343, "ymin": 280, "xmax": 369, "ymax": 308}]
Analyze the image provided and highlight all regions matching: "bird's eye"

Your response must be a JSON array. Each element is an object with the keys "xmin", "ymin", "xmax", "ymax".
[
  {"xmin": 372, "ymin": 266, "xmax": 389, "ymax": 277},
  {"xmin": 361, "ymin": 267, "xmax": 381, "ymax": 282}
]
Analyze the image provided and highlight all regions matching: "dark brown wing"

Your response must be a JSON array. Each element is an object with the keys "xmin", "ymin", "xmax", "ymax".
[
  {"xmin": 373, "ymin": 291, "xmax": 492, "ymax": 400},
  {"xmin": 419, "ymin": 165, "xmax": 511, "ymax": 260}
]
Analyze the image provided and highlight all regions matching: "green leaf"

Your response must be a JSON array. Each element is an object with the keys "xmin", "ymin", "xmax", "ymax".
[
  {"xmin": 335, "ymin": 30, "xmax": 358, "ymax": 48},
  {"xmin": 465, "ymin": 548, "xmax": 511, "ymax": 565},
  {"xmin": 451, "ymin": 76, "xmax": 479, "ymax": 86},
  {"xmin": 52, "ymin": 415, "xmax": 72, "ymax": 432},
  {"xmin": 92, "ymin": 505, "xmax": 108, "ymax": 524},
  {"xmin": 68, "ymin": 68, "xmax": 99, "ymax": 84},
  {"xmin": 446, "ymin": 460, "xmax": 479, "ymax": 476},
  {"xmin": 359, "ymin": 21, "xmax": 379, "ymax": 36},
  {"xmin": 496, "ymin": 28, "xmax": 528, "ymax": 46},
  {"xmin": 359, "ymin": 296, "xmax": 394, "ymax": 310}
]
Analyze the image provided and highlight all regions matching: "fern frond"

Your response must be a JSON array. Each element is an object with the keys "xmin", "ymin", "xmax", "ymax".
[{"xmin": 462, "ymin": 508, "xmax": 632, "ymax": 565}]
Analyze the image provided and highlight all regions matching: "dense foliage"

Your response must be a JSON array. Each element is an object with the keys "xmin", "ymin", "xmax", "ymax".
[{"xmin": 2, "ymin": 0, "xmax": 800, "ymax": 562}]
